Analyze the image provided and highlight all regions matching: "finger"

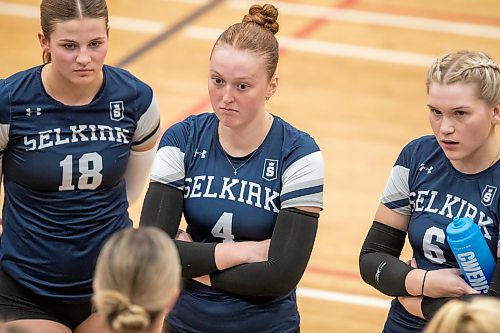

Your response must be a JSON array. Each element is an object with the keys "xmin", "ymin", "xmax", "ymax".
[
  {"xmin": 465, "ymin": 286, "xmax": 481, "ymax": 294},
  {"xmin": 175, "ymin": 229, "xmax": 185, "ymax": 239},
  {"xmin": 410, "ymin": 258, "xmax": 418, "ymax": 268}
]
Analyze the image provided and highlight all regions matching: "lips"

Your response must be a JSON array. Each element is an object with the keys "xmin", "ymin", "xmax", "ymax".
[
  {"xmin": 441, "ymin": 140, "xmax": 459, "ymax": 150},
  {"xmin": 74, "ymin": 69, "xmax": 93, "ymax": 73},
  {"xmin": 220, "ymin": 107, "xmax": 237, "ymax": 112}
]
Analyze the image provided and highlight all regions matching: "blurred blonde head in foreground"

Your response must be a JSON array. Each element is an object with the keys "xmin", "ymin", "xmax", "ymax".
[
  {"xmin": 424, "ymin": 297, "xmax": 500, "ymax": 333},
  {"xmin": 93, "ymin": 227, "xmax": 181, "ymax": 333}
]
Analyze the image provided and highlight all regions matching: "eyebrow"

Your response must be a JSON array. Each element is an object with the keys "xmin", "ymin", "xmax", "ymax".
[
  {"xmin": 58, "ymin": 37, "xmax": 106, "ymax": 42},
  {"xmin": 450, "ymin": 106, "xmax": 471, "ymax": 110},
  {"xmin": 426, "ymin": 104, "xmax": 471, "ymax": 110},
  {"xmin": 209, "ymin": 70, "xmax": 254, "ymax": 81}
]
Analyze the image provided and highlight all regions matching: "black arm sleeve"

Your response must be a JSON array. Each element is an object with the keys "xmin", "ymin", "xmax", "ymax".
[
  {"xmin": 422, "ymin": 257, "xmax": 500, "ymax": 320},
  {"xmin": 421, "ymin": 295, "xmax": 476, "ymax": 320},
  {"xmin": 139, "ymin": 182, "xmax": 217, "ymax": 278},
  {"xmin": 210, "ymin": 207, "xmax": 318, "ymax": 296},
  {"xmin": 487, "ymin": 257, "xmax": 500, "ymax": 297},
  {"xmin": 359, "ymin": 221, "xmax": 413, "ymax": 296},
  {"xmin": 139, "ymin": 182, "xmax": 183, "ymax": 237}
]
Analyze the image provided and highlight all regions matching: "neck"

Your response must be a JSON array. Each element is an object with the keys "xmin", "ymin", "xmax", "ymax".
[
  {"xmin": 219, "ymin": 113, "xmax": 273, "ymax": 157},
  {"xmin": 42, "ymin": 64, "xmax": 103, "ymax": 106}
]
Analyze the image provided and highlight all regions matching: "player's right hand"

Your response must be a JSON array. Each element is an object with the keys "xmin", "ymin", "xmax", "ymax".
[{"xmin": 423, "ymin": 268, "xmax": 480, "ymax": 297}]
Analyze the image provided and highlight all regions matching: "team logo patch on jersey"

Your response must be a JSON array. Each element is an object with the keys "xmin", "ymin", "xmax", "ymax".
[
  {"xmin": 262, "ymin": 159, "xmax": 278, "ymax": 181},
  {"xmin": 109, "ymin": 101, "xmax": 124, "ymax": 121},
  {"xmin": 481, "ymin": 185, "xmax": 497, "ymax": 206}
]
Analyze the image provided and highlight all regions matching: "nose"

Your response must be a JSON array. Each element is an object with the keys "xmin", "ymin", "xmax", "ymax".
[
  {"xmin": 76, "ymin": 47, "xmax": 91, "ymax": 66},
  {"xmin": 439, "ymin": 116, "xmax": 455, "ymax": 135},
  {"xmin": 222, "ymin": 86, "xmax": 234, "ymax": 104}
]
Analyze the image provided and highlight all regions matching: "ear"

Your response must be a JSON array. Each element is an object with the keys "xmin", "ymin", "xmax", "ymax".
[
  {"xmin": 265, "ymin": 74, "xmax": 278, "ymax": 100},
  {"xmin": 492, "ymin": 100, "xmax": 500, "ymax": 125},
  {"xmin": 38, "ymin": 32, "xmax": 50, "ymax": 53}
]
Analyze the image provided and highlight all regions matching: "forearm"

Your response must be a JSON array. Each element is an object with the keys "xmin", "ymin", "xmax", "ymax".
[
  {"xmin": 124, "ymin": 147, "xmax": 156, "ymax": 205},
  {"xmin": 214, "ymin": 241, "xmax": 268, "ymax": 271},
  {"xmin": 359, "ymin": 221, "xmax": 414, "ymax": 296},
  {"xmin": 210, "ymin": 208, "xmax": 318, "ymax": 296}
]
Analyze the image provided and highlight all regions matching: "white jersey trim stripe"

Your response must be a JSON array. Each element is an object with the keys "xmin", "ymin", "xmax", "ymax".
[
  {"xmin": 0, "ymin": 123, "xmax": 10, "ymax": 152},
  {"xmin": 381, "ymin": 165, "xmax": 411, "ymax": 215},
  {"xmin": 281, "ymin": 193, "xmax": 323, "ymax": 209},
  {"xmin": 133, "ymin": 94, "xmax": 160, "ymax": 144},
  {"xmin": 281, "ymin": 151, "xmax": 324, "ymax": 196},
  {"xmin": 150, "ymin": 146, "xmax": 185, "ymax": 187}
]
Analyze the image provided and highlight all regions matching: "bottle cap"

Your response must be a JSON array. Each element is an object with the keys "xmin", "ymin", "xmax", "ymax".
[{"xmin": 452, "ymin": 216, "xmax": 466, "ymax": 228}]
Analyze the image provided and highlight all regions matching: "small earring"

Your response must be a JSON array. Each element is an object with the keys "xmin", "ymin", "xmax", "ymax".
[{"xmin": 265, "ymin": 96, "xmax": 270, "ymax": 101}]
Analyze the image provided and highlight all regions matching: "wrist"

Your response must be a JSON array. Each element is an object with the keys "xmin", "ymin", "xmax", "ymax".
[
  {"xmin": 215, "ymin": 242, "xmax": 253, "ymax": 270},
  {"xmin": 421, "ymin": 270, "xmax": 428, "ymax": 296},
  {"xmin": 405, "ymin": 269, "xmax": 427, "ymax": 296}
]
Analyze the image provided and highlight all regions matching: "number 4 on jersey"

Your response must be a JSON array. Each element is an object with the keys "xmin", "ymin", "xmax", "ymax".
[{"xmin": 211, "ymin": 212, "xmax": 235, "ymax": 243}]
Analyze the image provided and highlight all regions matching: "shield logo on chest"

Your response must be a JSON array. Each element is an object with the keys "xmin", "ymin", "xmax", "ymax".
[
  {"xmin": 262, "ymin": 159, "xmax": 278, "ymax": 181},
  {"xmin": 109, "ymin": 101, "xmax": 124, "ymax": 121}
]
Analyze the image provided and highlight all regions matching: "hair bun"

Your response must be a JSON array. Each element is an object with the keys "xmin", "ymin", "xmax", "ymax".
[
  {"xmin": 111, "ymin": 304, "xmax": 151, "ymax": 333},
  {"xmin": 242, "ymin": 4, "xmax": 279, "ymax": 35},
  {"xmin": 95, "ymin": 289, "xmax": 151, "ymax": 333}
]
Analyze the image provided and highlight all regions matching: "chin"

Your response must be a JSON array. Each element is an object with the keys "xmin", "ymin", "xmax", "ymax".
[{"xmin": 71, "ymin": 75, "xmax": 97, "ymax": 85}]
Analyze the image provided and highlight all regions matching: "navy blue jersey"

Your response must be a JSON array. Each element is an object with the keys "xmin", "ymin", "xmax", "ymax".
[
  {"xmin": 0, "ymin": 65, "xmax": 160, "ymax": 301},
  {"xmin": 151, "ymin": 112, "xmax": 323, "ymax": 332},
  {"xmin": 381, "ymin": 135, "xmax": 499, "ymax": 332}
]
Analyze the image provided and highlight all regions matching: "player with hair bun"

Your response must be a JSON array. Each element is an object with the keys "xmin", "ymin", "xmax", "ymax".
[{"xmin": 140, "ymin": 4, "xmax": 324, "ymax": 333}]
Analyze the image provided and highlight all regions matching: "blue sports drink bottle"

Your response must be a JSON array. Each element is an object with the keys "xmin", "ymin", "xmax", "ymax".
[{"xmin": 446, "ymin": 217, "xmax": 495, "ymax": 293}]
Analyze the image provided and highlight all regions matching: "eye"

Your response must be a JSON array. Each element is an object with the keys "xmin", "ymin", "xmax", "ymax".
[
  {"xmin": 454, "ymin": 110, "xmax": 466, "ymax": 117},
  {"xmin": 89, "ymin": 41, "xmax": 102, "ymax": 48},
  {"xmin": 211, "ymin": 77, "xmax": 224, "ymax": 86},
  {"xmin": 237, "ymin": 83, "xmax": 250, "ymax": 90},
  {"xmin": 63, "ymin": 43, "xmax": 77, "ymax": 50},
  {"xmin": 429, "ymin": 107, "xmax": 441, "ymax": 115}
]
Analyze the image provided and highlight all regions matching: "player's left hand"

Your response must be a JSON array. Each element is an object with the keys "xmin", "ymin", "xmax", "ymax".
[
  {"xmin": 397, "ymin": 296, "xmax": 424, "ymax": 319},
  {"xmin": 176, "ymin": 229, "xmax": 193, "ymax": 242}
]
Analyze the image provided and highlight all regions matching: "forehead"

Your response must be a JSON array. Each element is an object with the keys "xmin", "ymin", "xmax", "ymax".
[
  {"xmin": 428, "ymin": 82, "xmax": 481, "ymax": 107},
  {"xmin": 50, "ymin": 18, "xmax": 107, "ymax": 38},
  {"xmin": 210, "ymin": 46, "xmax": 266, "ymax": 79}
]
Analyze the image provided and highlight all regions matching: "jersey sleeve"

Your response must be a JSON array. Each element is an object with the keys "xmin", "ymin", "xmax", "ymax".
[
  {"xmin": 380, "ymin": 140, "xmax": 416, "ymax": 215},
  {"xmin": 132, "ymin": 86, "xmax": 160, "ymax": 148},
  {"xmin": 280, "ymin": 133, "xmax": 324, "ymax": 210},
  {"xmin": 0, "ymin": 79, "xmax": 11, "ymax": 161},
  {"xmin": 150, "ymin": 119, "xmax": 190, "ymax": 190}
]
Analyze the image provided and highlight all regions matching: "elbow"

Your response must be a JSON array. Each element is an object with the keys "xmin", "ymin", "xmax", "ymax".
[
  {"xmin": 358, "ymin": 254, "xmax": 371, "ymax": 285},
  {"xmin": 261, "ymin": 264, "xmax": 304, "ymax": 296}
]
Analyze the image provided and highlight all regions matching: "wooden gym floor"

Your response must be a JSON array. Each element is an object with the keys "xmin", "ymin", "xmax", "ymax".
[{"xmin": 1, "ymin": 0, "xmax": 500, "ymax": 332}]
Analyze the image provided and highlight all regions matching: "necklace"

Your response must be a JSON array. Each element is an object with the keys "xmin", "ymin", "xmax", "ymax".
[
  {"xmin": 219, "ymin": 115, "xmax": 273, "ymax": 176},
  {"xmin": 222, "ymin": 149, "xmax": 258, "ymax": 176}
]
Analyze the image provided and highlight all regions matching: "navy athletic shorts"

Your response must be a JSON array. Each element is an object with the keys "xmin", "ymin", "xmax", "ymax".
[{"xmin": 0, "ymin": 268, "xmax": 92, "ymax": 330}]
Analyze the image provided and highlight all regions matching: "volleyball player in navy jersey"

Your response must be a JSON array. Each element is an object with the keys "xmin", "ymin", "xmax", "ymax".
[
  {"xmin": 140, "ymin": 4, "xmax": 324, "ymax": 333},
  {"xmin": 0, "ymin": 0, "xmax": 160, "ymax": 332},
  {"xmin": 359, "ymin": 50, "xmax": 499, "ymax": 332}
]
